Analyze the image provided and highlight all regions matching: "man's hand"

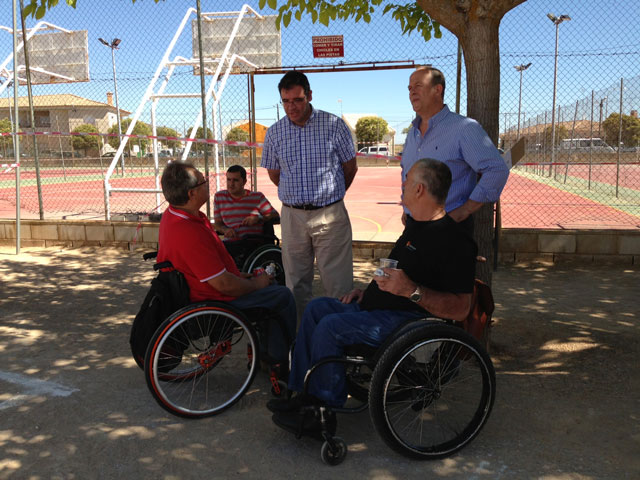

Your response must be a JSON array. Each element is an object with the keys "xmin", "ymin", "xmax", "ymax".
[
  {"xmin": 251, "ymin": 272, "xmax": 271, "ymax": 289},
  {"xmin": 448, "ymin": 199, "xmax": 483, "ymax": 223},
  {"xmin": 374, "ymin": 268, "xmax": 414, "ymax": 298},
  {"xmin": 241, "ymin": 215, "xmax": 262, "ymax": 226},
  {"xmin": 223, "ymin": 227, "xmax": 237, "ymax": 239},
  {"xmin": 339, "ymin": 288, "xmax": 364, "ymax": 304}
]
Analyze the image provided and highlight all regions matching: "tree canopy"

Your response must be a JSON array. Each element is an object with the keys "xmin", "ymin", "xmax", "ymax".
[
  {"xmin": 355, "ymin": 116, "xmax": 389, "ymax": 144},
  {"xmin": 0, "ymin": 118, "xmax": 14, "ymax": 150},
  {"xmin": 225, "ymin": 127, "xmax": 250, "ymax": 155},
  {"xmin": 156, "ymin": 126, "xmax": 181, "ymax": 151},
  {"xmin": 191, "ymin": 127, "xmax": 214, "ymax": 153},
  {"xmin": 107, "ymin": 118, "xmax": 152, "ymax": 152},
  {"xmin": 71, "ymin": 123, "xmax": 102, "ymax": 153},
  {"xmin": 22, "ymin": 0, "xmax": 164, "ymax": 19},
  {"xmin": 542, "ymin": 125, "xmax": 568, "ymax": 150},
  {"xmin": 602, "ymin": 113, "xmax": 640, "ymax": 148}
]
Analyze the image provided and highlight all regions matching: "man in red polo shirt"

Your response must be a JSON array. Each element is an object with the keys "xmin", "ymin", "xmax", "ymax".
[{"xmin": 157, "ymin": 161, "xmax": 295, "ymax": 364}]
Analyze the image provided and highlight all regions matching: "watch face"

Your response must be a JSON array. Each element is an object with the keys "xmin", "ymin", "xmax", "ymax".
[{"xmin": 410, "ymin": 288, "xmax": 421, "ymax": 302}]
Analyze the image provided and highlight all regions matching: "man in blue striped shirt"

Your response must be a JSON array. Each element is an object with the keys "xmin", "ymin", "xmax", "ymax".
[
  {"xmin": 402, "ymin": 67, "xmax": 509, "ymax": 233},
  {"xmin": 262, "ymin": 71, "xmax": 358, "ymax": 320}
]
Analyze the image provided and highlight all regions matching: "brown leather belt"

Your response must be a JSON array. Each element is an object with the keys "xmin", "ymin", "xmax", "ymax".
[{"xmin": 282, "ymin": 199, "xmax": 341, "ymax": 211}]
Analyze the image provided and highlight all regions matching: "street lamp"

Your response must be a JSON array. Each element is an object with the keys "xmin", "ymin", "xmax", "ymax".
[
  {"xmin": 514, "ymin": 63, "xmax": 532, "ymax": 139},
  {"xmin": 337, "ymin": 98, "xmax": 343, "ymax": 117},
  {"xmin": 547, "ymin": 13, "xmax": 571, "ymax": 174},
  {"xmin": 98, "ymin": 37, "xmax": 124, "ymax": 172}
]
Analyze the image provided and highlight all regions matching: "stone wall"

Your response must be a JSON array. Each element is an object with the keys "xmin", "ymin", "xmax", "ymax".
[{"xmin": 0, "ymin": 219, "xmax": 638, "ymax": 264}]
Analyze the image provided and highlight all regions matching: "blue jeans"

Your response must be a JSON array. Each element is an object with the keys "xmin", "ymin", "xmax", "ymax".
[
  {"xmin": 288, "ymin": 297, "xmax": 425, "ymax": 407},
  {"xmin": 229, "ymin": 284, "xmax": 296, "ymax": 363}
]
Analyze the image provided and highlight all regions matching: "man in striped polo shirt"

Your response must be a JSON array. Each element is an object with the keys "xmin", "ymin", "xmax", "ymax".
[
  {"xmin": 402, "ymin": 66, "xmax": 509, "ymax": 233},
  {"xmin": 213, "ymin": 165, "xmax": 279, "ymax": 261}
]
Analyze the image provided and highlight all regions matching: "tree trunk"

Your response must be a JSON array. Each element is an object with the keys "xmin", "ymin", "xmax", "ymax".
[{"xmin": 459, "ymin": 20, "xmax": 501, "ymax": 285}]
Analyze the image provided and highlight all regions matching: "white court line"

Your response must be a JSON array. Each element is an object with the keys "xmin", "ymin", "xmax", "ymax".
[{"xmin": 0, "ymin": 371, "xmax": 77, "ymax": 410}]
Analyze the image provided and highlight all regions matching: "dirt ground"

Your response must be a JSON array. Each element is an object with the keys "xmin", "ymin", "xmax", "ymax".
[{"xmin": 0, "ymin": 246, "xmax": 638, "ymax": 480}]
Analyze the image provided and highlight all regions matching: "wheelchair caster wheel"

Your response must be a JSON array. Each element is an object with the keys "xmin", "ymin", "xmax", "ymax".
[{"xmin": 321, "ymin": 437, "xmax": 347, "ymax": 466}]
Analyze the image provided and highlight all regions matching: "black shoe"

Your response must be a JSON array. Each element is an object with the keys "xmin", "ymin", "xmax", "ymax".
[
  {"xmin": 266, "ymin": 393, "xmax": 318, "ymax": 413},
  {"xmin": 272, "ymin": 408, "xmax": 337, "ymax": 438}
]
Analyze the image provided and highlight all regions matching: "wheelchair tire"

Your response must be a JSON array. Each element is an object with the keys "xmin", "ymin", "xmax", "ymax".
[
  {"xmin": 144, "ymin": 302, "xmax": 259, "ymax": 418},
  {"xmin": 243, "ymin": 246, "xmax": 286, "ymax": 286},
  {"xmin": 369, "ymin": 322, "xmax": 496, "ymax": 459}
]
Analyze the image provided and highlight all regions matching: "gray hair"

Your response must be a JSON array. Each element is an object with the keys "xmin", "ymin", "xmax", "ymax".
[
  {"xmin": 411, "ymin": 158, "xmax": 452, "ymax": 205},
  {"xmin": 161, "ymin": 161, "xmax": 198, "ymax": 205}
]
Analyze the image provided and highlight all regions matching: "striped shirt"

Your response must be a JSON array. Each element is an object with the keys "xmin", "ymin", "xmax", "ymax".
[
  {"xmin": 213, "ymin": 189, "xmax": 275, "ymax": 238},
  {"xmin": 401, "ymin": 105, "xmax": 510, "ymax": 213},
  {"xmin": 261, "ymin": 106, "xmax": 356, "ymax": 206}
]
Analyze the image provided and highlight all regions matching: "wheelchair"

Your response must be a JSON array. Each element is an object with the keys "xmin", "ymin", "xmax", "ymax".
[
  {"xmin": 222, "ymin": 218, "xmax": 285, "ymax": 286},
  {"xmin": 277, "ymin": 280, "xmax": 497, "ymax": 466},
  {"xmin": 135, "ymin": 254, "xmax": 291, "ymax": 419}
]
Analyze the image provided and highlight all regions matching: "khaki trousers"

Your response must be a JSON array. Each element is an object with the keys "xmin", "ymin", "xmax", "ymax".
[{"xmin": 281, "ymin": 200, "xmax": 354, "ymax": 322}]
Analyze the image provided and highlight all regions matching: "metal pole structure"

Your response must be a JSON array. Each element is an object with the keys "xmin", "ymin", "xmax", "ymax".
[
  {"xmin": 249, "ymin": 73, "xmax": 257, "ymax": 192},
  {"xmin": 547, "ymin": 13, "xmax": 571, "ymax": 177},
  {"xmin": 589, "ymin": 91, "xmax": 594, "ymax": 190},
  {"xmin": 195, "ymin": 0, "xmax": 211, "ymax": 218},
  {"xmin": 12, "ymin": 0, "xmax": 20, "ymax": 253},
  {"xmin": 514, "ymin": 63, "xmax": 531, "ymax": 139},
  {"xmin": 19, "ymin": 0, "xmax": 44, "ymax": 219},
  {"xmin": 455, "ymin": 41, "xmax": 462, "ymax": 114},
  {"xmin": 110, "ymin": 46, "xmax": 124, "ymax": 174},
  {"xmin": 99, "ymin": 38, "xmax": 124, "ymax": 175},
  {"xmin": 616, "ymin": 78, "xmax": 623, "ymax": 198}
]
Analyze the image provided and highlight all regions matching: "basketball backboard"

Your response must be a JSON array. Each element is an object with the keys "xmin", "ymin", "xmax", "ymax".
[
  {"xmin": 191, "ymin": 14, "xmax": 281, "ymax": 74},
  {"xmin": 15, "ymin": 29, "xmax": 90, "ymax": 84}
]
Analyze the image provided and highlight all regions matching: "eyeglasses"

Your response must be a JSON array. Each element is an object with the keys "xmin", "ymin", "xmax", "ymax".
[
  {"xmin": 191, "ymin": 178, "xmax": 208, "ymax": 189},
  {"xmin": 281, "ymin": 96, "xmax": 307, "ymax": 107}
]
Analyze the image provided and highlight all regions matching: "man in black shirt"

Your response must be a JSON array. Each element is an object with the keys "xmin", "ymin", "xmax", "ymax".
[{"xmin": 267, "ymin": 158, "xmax": 477, "ymax": 430}]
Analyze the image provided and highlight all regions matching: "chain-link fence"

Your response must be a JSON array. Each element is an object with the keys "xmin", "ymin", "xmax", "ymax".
[{"xmin": 0, "ymin": 0, "xmax": 638, "ymax": 230}]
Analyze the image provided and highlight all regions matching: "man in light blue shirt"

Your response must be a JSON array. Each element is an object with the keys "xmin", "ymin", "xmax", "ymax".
[{"xmin": 401, "ymin": 67, "xmax": 509, "ymax": 232}]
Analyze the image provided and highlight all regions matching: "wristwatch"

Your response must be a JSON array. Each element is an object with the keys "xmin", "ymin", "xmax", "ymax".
[{"xmin": 409, "ymin": 285, "xmax": 422, "ymax": 303}]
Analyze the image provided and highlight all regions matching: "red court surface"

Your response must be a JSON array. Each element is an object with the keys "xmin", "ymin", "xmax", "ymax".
[{"xmin": 1, "ymin": 166, "xmax": 638, "ymax": 236}]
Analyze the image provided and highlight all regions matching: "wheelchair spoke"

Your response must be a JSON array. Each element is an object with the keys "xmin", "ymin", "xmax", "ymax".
[
  {"xmin": 145, "ymin": 304, "xmax": 259, "ymax": 418},
  {"xmin": 370, "ymin": 323, "xmax": 496, "ymax": 459}
]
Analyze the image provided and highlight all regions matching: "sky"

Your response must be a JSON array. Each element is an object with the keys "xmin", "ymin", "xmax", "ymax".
[{"xmin": 1, "ymin": 0, "xmax": 639, "ymax": 145}]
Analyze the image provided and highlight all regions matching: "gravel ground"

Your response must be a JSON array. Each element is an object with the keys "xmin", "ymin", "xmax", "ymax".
[{"xmin": 0, "ymin": 246, "xmax": 638, "ymax": 480}]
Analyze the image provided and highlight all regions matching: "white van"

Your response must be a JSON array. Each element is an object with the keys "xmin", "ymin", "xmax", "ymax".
[
  {"xmin": 560, "ymin": 138, "xmax": 614, "ymax": 152},
  {"xmin": 358, "ymin": 144, "xmax": 390, "ymax": 156}
]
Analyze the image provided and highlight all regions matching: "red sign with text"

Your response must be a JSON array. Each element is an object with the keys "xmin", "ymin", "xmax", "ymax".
[{"xmin": 312, "ymin": 35, "xmax": 344, "ymax": 58}]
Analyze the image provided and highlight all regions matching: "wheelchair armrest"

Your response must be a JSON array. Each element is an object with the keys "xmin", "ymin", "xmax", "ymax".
[
  {"xmin": 239, "ymin": 233, "xmax": 280, "ymax": 246},
  {"xmin": 154, "ymin": 261, "xmax": 174, "ymax": 271},
  {"xmin": 143, "ymin": 251, "xmax": 158, "ymax": 261}
]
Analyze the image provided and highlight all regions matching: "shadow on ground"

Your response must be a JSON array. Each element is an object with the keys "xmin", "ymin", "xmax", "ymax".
[{"xmin": 0, "ymin": 247, "xmax": 638, "ymax": 479}]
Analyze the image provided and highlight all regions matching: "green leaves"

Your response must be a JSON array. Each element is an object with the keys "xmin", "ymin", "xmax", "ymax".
[
  {"xmin": 258, "ymin": 0, "xmax": 437, "ymax": 43},
  {"xmin": 384, "ymin": 2, "xmax": 439, "ymax": 42}
]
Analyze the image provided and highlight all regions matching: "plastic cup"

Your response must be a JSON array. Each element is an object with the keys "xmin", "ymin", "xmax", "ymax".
[
  {"xmin": 375, "ymin": 258, "xmax": 398, "ymax": 276},
  {"xmin": 379, "ymin": 258, "xmax": 398, "ymax": 269}
]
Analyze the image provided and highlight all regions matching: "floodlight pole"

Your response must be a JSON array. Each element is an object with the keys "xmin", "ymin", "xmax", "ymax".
[
  {"xmin": 547, "ymin": 13, "xmax": 571, "ymax": 176},
  {"xmin": 12, "ymin": 0, "xmax": 20, "ymax": 253},
  {"xmin": 514, "ymin": 63, "xmax": 531, "ymax": 139},
  {"xmin": 99, "ymin": 37, "xmax": 124, "ymax": 174}
]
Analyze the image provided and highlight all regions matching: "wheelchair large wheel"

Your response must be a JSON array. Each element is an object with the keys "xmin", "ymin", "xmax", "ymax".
[
  {"xmin": 369, "ymin": 322, "xmax": 496, "ymax": 459},
  {"xmin": 243, "ymin": 246, "xmax": 285, "ymax": 286},
  {"xmin": 144, "ymin": 302, "xmax": 259, "ymax": 418}
]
